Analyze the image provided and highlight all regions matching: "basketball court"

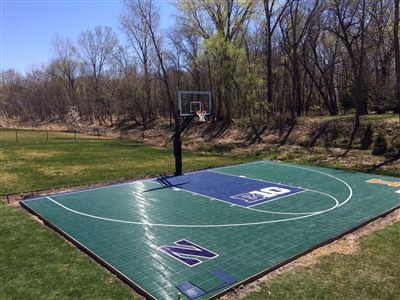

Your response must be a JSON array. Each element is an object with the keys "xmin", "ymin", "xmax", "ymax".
[{"xmin": 21, "ymin": 160, "xmax": 400, "ymax": 300}]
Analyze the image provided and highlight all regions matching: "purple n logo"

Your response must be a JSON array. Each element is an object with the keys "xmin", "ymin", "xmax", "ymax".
[{"xmin": 158, "ymin": 239, "xmax": 218, "ymax": 267}]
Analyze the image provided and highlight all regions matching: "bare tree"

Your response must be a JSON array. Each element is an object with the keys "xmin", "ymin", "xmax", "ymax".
[
  {"xmin": 78, "ymin": 26, "xmax": 118, "ymax": 125},
  {"xmin": 121, "ymin": 0, "xmax": 178, "ymax": 124},
  {"xmin": 263, "ymin": 0, "xmax": 291, "ymax": 106},
  {"xmin": 0, "ymin": 69, "xmax": 24, "ymax": 118},
  {"xmin": 120, "ymin": 4, "xmax": 156, "ymax": 128},
  {"xmin": 366, "ymin": 0, "xmax": 396, "ymax": 113},
  {"xmin": 395, "ymin": 0, "xmax": 400, "ymax": 123},
  {"xmin": 329, "ymin": 0, "xmax": 370, "ymax": 126},
  {"xmin": 280, "ymin": 0, "xmax": 324, "ymax": 119},
  {"xmin": 300, "ymin": 1, "xmax": 339, "ymax": 115},
  {"xmin": 110, "ymin": 45, "xmax": 144, "ymax": 124},
  {"xmin": 168, "ymin": 26, "xmax": 204, "ymax": 91},
  {"xmin": 50, "ymin": 34, "xmax": 80, "ymax": 107},
  {"xmin": 48, "ymin": 35, "xmax": 82, "ymax": 120}
]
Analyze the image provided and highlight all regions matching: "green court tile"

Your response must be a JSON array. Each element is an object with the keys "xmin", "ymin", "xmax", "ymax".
[{"xmin": 21, "ymin": 161, "xmax": 399, "ymax": 300}]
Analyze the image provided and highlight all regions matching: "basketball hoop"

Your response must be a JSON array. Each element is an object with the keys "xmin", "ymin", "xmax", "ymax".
[{"xmin": 195, "ymin": 110, "xmax": 208, "ymax": 122}]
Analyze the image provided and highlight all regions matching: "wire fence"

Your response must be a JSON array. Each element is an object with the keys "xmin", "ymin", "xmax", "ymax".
[
  {"xmin": 78, "ymin": 126, "xmax": 147, "ymax": 141},
  {"xmin": 0, "ymin": 125, "xmax": 163, "ymax": 144}
]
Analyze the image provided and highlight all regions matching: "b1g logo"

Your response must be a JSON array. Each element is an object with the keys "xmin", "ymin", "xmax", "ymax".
[
  {"xmin": 230, "ymin": 185, "xmax": 304, "ymax": 207},
  {"xmin": 233, "ymin": 187, "xmax": 291, "ymax": 203}
]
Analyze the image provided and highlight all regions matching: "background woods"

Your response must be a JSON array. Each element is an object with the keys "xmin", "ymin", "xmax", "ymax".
[{"xmin": 1, "ymin": 0, "xmax": 399, "ymax": 128}]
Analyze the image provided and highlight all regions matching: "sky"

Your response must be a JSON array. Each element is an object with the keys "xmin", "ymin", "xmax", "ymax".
[{"xmin": 1, "ymin": 0, "xmax": 177, "ymax": 74}]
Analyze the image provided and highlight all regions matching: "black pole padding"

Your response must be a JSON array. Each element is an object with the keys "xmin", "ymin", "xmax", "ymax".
[
  {"xmin": 172, "ymin": 116, "xmax": 195, "ymax": 176},
  {"xmin": 174, "ymin": 132, "xmax": 183, "ymax": 176}
]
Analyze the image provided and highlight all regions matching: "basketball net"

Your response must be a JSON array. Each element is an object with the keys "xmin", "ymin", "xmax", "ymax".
[{"xmin": 195, "ymin": 110, "xmax": 207, "ymax": 122}]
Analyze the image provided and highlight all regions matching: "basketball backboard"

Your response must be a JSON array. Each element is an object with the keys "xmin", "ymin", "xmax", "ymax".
[{"xmin": 178, "ymin": 91, "xmax": 212, "ymax": 117}]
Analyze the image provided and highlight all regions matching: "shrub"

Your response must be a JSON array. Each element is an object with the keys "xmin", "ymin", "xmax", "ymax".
[
  {"xmin": 340, "ymin": 91, "xmax": 355, "ymax": 114},
  {"xmin": 372, "ymin": 132, "xmax": 388, "ymax": 155},
  {"xmin": 329, "ymin": 123, "xmax": 340, "ymax": 147},
  {"xmin": 360, "ymin": 123, "xmax": 373, "ymax": 150},
  {"xmin": 65, "ymin": 106, "xmax": 80, "ymax": 132}
]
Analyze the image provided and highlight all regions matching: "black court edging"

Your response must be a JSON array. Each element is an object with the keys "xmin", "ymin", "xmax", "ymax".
[
  {"xmin": 208, "ymin": 204, "xmax": 400, "ymax": 300},
  {"xmin": 20, "ymin": 200, "xmax": 158, "ymax": 300}
]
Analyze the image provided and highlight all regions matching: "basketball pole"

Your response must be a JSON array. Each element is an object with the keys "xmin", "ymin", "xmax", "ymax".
[{"xmin": 172, "ymin": 115, "xmax": 194, "ymax": 176}]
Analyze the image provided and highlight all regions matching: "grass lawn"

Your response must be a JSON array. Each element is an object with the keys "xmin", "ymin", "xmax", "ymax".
[
  {"xmin": 0, "ymin": 128, "xmax": 258, "ymax": 195},
  {"xmin": 243, "ymin": 221, "xmax": 400, "ymax": 300},
  {"xmin": 0, "ymin": 201, "xmax": 136, "ymax": 299},
  {"xmin": 1, "ymin": 127, "xmax": 399, "ymax": 299}
]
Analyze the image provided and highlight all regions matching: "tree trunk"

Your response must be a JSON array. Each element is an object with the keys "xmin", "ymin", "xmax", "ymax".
[{"xmin": 394, "ymin": 0, "xmax": 400, "ymax": 124}]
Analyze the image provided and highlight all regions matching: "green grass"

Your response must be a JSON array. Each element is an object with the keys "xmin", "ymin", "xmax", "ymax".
[
  {"xmin": 243, "ymin": 221, "xmax": 400, "ymax": 300},
  {"xmin": 0, "ymin": 127, "xmax": 109, "ymax": 143},
  {"xmin": 0, "ymin": 201, "xmax": 136, "ymax": 300},
  {"xmin": 0, "ymin": 128, "xmax": 257, "ymax": 194}
]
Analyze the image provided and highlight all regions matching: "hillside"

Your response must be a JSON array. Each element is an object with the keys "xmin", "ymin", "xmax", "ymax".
[
  {"xmin": 2, "ymin": 114, "xmax": 400, "ymax": 175},
  {"xmin": 124, "ymin": 115, "xmax": 400, "ymax": 175}
]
